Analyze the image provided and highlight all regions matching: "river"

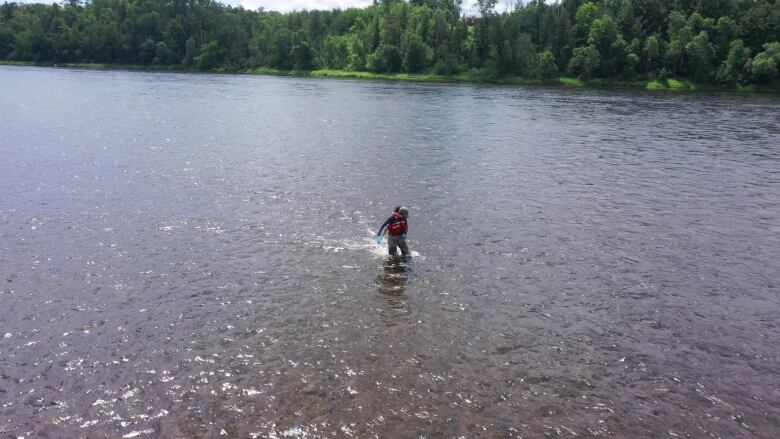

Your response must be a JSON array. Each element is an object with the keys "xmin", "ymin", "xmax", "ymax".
[{"xmin": 1, "ymin": 65, "xmax": 779, "ymax": 438}]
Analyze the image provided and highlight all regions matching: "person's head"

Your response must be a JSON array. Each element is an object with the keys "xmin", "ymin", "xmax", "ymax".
[
  {"xmin": 398, "ymin": 207, "xmax": 409, "ymax": 218},
  {"xmin": 393, "ymin": 206, "xmax": 401, "ymax": 213}
]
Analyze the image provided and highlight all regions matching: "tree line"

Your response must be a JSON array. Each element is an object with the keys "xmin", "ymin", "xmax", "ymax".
[{"xmin": 1, "ymin": 0, "xmax": 779, "ymax": 85}]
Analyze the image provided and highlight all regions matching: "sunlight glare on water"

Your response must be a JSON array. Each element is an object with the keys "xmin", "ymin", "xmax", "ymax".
[{"xmin": 0, "ymin": 66, "xmax": 779, "ymax": 438}]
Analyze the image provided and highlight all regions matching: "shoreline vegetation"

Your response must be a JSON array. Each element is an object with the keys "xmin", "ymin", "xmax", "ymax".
[
  {"xmin": 2, "ymin": 0, "xmax": 780, "ymax": 94},
  {"xmin": 3, "ymin": 61, "xmax": 779, "ymax": 94}
]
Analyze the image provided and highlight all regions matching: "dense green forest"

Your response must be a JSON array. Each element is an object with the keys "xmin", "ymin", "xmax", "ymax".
[{"xmin": 1, "ymin": 0, "xmax": 779, "ymax": 86}]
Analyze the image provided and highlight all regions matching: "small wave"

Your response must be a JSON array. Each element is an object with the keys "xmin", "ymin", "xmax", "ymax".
[
  {"xmin": 307, "ymin": 230, "xmax": 423, "ymax": 259},
  {"xmin": 351, "ymin": 230, "xmax": 423, "ymax": 259}
]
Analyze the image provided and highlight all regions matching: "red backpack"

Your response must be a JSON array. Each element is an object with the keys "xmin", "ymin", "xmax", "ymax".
[{"xmin": 387, "ymin": 212, "xmax": 408, "ymax": 235}]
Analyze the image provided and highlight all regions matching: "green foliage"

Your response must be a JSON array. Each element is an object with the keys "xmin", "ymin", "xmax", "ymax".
[
  {"xmin": 588, "ymin": 15, "xmax": 620, "ymax": 59},
  {"xmin": 308, "ymin": 68, "xmax": 466, "ymax": 83},
  {"xmin": 624, "ymin": 52, "xmax": 639, "ymax": 79},
  {"xmin": 686, "ymin": 31, "xmax": 715, "ymax": 81},
  {"xmin": 367, "ymin": 43, "xmax": 402, "ymax": 72},
  {"xmin": 713, "ymin": 16, "xmax": 739, "ymax": 59},
  {"xmin": 194, "ymin": 40, "xmax": 221, "ymax": 71},
  {"xmin": 139, "ymin": 39, "xmax": 156, "ymax": 65},
  {"xmin": 476, "ymin": 0, "xmax": 498, "ymax": 18},
  {"xmin": 646, "ymin": 78, "xmax": 693, "ymax": 90},
  {"xmin": 290, "ymin": 32, "xmax": 316, "ymax": 70},
  {"xmin": 0, "ymin": 26, "xmax": 13, "ymax": 59},
  {"xmin": 764, "ymin": 43, "xmax": 780, "ymax": 60},
  {"xmin": 432, "ymin": 54, "xmax": 459, "ymax": 75},
  {"xmin": 568, "ymin": 45, "xmax": 600, "ymax": 79},
  {"xmin": 402, "ymin": 32, "xmax": 428, "ymax": 73},
  {"xmin": 468, "ymin": 67, "xmax": 500, "ymax": 82},
  {"xmin": 588, "ymin": 14, "xmax": 626, "ymax": 76},
  {"xmin": 0, "ymin": 0, "xmax": 777, "ymax": 88},
  {"xmin": 666, "ymin": 11, "xmax": 693, "ymax": 74},
  {"xmin": 717, "ymin": 39, "xmax": 750, "ymax": 84},
  {"xmin": 644, "ymin": 35, "xmax": 661, "ymax": 73},
  {"xmin": 575, "ymin": 2, "xmax": 599, "ymax": 41},
  {"xmin": 183, "ymin": 37, "xmax": 198, "ymax": 66},
  {"xmin": 751, "ymin": 42, "xmax": 780, "ymax": 83},
  {"xmin": 559, "ymin": 77, "xmax": 584, "ymax": 87},
  {"xmin": 666, "ymin": 78, "xmax": 689, "ymax": 90},
  {"xmin": 347, "ymin": 37, "xmax": 367, "ymax": 71},
  {"xmin": 153, "ymin": 42, "xmax": 174, "ymax": 65},
  {"xmin": 535, "ymin": 48, "xmax": 558, "ymax": 79},
  {"xmin": 513, "ymin": 33, "xmax": 536, "ymax": 76},
  {"xmin": 646, "ymin": 79, "xmax": 665, "ymax": 90},
  {"xmin": 321, "ymin": 35, "xmax": 351, "ymax": 70}
]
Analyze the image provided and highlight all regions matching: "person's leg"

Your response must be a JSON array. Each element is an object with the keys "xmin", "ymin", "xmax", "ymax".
[
  {"xmin": 398, "ymin": 237, "xmax": 409, "ymax": 256},
  {"xmin": 387, "ymin": 235, "xmax": 398, "ymax": 255}
]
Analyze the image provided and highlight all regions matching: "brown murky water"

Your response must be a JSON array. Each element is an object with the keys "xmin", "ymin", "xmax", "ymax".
[{"xmin": 1, "ymin": 66, "xmax": 779, "ymax": 438}]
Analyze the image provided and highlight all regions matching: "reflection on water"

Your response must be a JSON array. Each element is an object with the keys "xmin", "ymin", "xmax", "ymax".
[
  {"xmin": 377, "ymin": 257, "xmax": 409, "ymax": 296},
  {"xmin": 376, "ymin": 258, "xmax": 409, "ymax": 328},
  {"xmin": 1, "ymin": 66, "xmax": 779, "ymax": 438}
]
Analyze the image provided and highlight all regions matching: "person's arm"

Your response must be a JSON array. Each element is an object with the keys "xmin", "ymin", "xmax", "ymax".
[{"xmin": 377, "ymin": 216, "xmax": 394, "ymax": 236}]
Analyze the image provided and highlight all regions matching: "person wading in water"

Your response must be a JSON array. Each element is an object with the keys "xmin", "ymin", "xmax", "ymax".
[{"xmin": 376, "ymin": 206, "xmax": 410, "ymax": 256}]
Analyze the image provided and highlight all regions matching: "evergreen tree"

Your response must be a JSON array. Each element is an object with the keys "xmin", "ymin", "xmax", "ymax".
[{"xmin": 0, "ymin": 0, "xmax": 776, "ymax": 86}]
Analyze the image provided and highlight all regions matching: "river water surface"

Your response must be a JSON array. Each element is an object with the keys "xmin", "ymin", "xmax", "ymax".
[{"xmin": 1, "ymin": 66, "xmax": 779, "ymax": 438}]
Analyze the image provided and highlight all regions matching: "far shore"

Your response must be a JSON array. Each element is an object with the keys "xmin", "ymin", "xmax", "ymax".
[{"xmin": 2, "ymin": 60, "xmax": 779, "ymax": 94}]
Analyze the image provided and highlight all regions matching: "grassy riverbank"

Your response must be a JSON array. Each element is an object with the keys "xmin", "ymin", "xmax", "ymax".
[{"xmin": 3, "ymin": 60, "xmax": 779, "ymax": 94}]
